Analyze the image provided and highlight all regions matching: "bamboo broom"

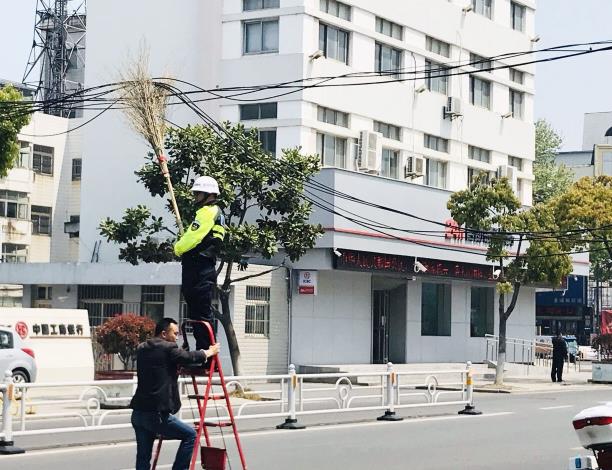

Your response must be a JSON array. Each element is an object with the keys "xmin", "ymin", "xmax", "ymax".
[{"xmin": 119, "ymin": 49, "xmax": 184, "ymax": 235}]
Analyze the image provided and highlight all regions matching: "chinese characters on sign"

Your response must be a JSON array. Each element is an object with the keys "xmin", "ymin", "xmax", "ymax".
[
  {"xmin": 30, "ymin": 323, "xmax": 85, "ymax": 337},
  {"xmin": 334, "ymin": 249, "xmax": 496, "ymax": 282},
  {"xmin": 444, "ymin": 219, "xmax": 512, "ymax": 246}
]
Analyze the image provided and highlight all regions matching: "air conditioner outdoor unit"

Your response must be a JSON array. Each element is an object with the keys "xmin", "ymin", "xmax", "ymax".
[
  {"xmin": 497, "ymin": 165, "xmax": 517, "ymax": 191},
  {"xmin": 357, "ymin": 131, "xmax": 382, "ymax": 173},
  {"xmin": 405, "ymin": 155, "xmax": 425, "ymax": 179},
  {"xmin": 443, "ymin": 96, "xmax": 463, "ymax": 120}
]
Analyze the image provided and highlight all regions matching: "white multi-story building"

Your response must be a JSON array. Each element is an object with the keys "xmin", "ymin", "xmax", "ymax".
[{"xmin": 1, "ymin": 0, "xmax": 590, "ymax": 372}]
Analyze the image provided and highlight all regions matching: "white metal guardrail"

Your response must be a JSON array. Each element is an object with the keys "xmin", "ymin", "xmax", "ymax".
[{"xmin": 0, "ymin": 363, "xmax": 480, "ymax": 453}]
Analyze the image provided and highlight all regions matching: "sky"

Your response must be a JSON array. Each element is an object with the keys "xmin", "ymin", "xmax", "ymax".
[{"xmin": 1, "ymin": 0, "xmax": 612, "ymax": 151}]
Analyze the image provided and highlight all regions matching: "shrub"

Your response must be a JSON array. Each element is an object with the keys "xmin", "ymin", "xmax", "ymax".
[{"xmin": 96, "ymin": 314, "xmax": 155, "ymax": 370}]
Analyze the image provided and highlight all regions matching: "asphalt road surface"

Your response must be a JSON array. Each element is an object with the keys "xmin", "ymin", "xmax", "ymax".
[{"xmin": 2, "ymin": 387, "xmax": 611, "ymax": 470}]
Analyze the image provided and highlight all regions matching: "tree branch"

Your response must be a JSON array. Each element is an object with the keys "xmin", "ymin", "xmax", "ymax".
[
  {"xmin": 230, "ymin": 262, "xmax": 286, "ymax": 284},
  {"xmin": 504, "ymin": 282, "xmax": 522, "ymax": 320}
]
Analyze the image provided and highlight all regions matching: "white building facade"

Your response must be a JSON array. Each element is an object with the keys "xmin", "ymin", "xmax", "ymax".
[{"xmin": 3, "ymin": 0, "xmax": 591, "ymax": 373}]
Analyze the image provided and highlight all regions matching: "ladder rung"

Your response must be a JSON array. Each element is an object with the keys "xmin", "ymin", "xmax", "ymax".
[
  {"xmin": 204, "ymin": 421, "xmax": 233, "ymax": 428},
  {"xmin": 187, "ymin": 394, "xmax": 226, "ymax": 400}
]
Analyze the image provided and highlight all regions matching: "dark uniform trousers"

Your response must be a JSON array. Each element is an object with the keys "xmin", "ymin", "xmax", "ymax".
[{"xmin": 182, "ymin": 256, "xmax": 217, "ymax": 351}]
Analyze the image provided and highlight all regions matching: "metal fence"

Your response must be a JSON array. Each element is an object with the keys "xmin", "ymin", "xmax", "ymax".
[{"xmin": 0, "ymin": 363, "xmax": 478, "ymax": 450}]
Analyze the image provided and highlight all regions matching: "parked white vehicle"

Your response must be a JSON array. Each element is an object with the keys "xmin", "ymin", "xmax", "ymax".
[
  {"xmin": 572, "ymin": 404, "xmax": 612, "ymax": 469},
  {"xmin": 0, "ymin": 326, "xmax": 37, "ymax": 384}
]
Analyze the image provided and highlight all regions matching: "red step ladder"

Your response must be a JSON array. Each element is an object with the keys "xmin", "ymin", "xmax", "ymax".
[{"xmin": 151, "ymin": 320, "xmax": 248, "ymax": 470}]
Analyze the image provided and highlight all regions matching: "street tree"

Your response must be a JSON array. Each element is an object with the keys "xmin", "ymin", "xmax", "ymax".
[
  {"xmin": 533, "ymin": 119, "xmax": 574, "ymax": 204},
  {"xmin": 0, "ymin": 85, "xmax": 31, "ymax": 177},
  {"xmin": 554, "ymin": 176, "xmax": 612, "ymax": 282},
  {"xmin": 448, "ymin": 174, "xmax": 573, "ymax": 385},
  {"xmin": 100, "ymin": 123, "xmax": 323, "ymax": 375}
]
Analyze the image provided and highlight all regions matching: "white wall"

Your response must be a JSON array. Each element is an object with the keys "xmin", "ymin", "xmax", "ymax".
[
  {"xmin": 583, "ymin": 112, "xmax": 612, "ymax": 150},
  {"xmin": 291, "ymin": 270, "xmax": 371, "ymax": 365}
]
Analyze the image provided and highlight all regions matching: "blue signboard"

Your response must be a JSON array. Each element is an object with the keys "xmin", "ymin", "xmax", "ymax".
[{"xmin": 536, "ymin": 275, "xmax": 587, "ymax": 307}]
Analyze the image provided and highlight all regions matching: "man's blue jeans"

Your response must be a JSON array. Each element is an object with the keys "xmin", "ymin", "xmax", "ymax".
[{"xmin": 131, "ymin": 410, "xmax": 196, "ymax": 470}]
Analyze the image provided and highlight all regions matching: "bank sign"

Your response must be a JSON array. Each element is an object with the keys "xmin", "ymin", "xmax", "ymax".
[
  {"xmin": 333, "ymin": 249, "xmax": 496, "ymax": 282},
  {"xmin": 298, "ymin": 270, "xmax": 318, "ymax": 295}
]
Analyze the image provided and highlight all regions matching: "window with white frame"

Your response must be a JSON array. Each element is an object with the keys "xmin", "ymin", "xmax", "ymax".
[
  {"xmin": 381, "ymin": 148, "xmax": 400, "ymax": 179},
  {"xmin": 468, "ymin": 167, "xmax": 495, "ymax": 185},
  {"xmin": 470, "ymin": 76, "xmax": 491, "ymax": 109},
  {"xmin": 424, "ymin": 134, "xmax": 449, "ymax": 153},
  {"xmin": 243, "ymin": 0, "xmax": 279, "ymax": 11},
  {"xmin": 468, "ymin": 145, "xmax": 491, "ymax": 163},
  {"xmin": 317, "ymin": 106, "xmax": 349, "ymax": 127},
  {"xmin": 2, "ymin": 244, "xmax": 27, "ymax": 263},
  {"xmin": 18, "ymin": 141, "xmax": 30, "ymax": 169},
  {"xmin": 32, "ymin": 144, "xmax": 54, "ymax": 175},
  {"xmin": 508, "ymin": 155, "xmax": 523, "ymax": 170},
  {"xmin": 0, "ymin": 190, "xmax": 28, "ymax": 219},
  {"xmin": 240, "ymin": 102, "xmax": 278, "ymax": 120},
  {"xmin": 425, "ymin": 159, "xmax": 447, "ymax": 189},
  {"xmin": 320, "ymin": 0, "xmax": 351, "ymax": 20},
  {"xmin": 511, "ymin": 2, "xmax": 525, "ymax": 32},
  {"xmin": 375, "ymin": 17, "xmax": 402, "ymax": 40},
  {"xmin": 375, "ymin": 42, "xmax": 402, "ymax": 78},
  {"xmin": 374, "ymin": 121, "xmax": 401, "ymax": 141},
  {"xmin": 31, "ymin": 205, "xmax": 52, "ymax": 235},
  {"xmin": 258, "ymin": 129, "xmax": 277, "ymax": 155},
  {"xmin": 319, "ymin": 23, "xmax": 349, "ymax": 64},
  {"xmin": 472, "ymin": 0, "xmax": 492, "ymax": 19},
  {"xmin": 509, "ymin": 68, "xmax": 524, "ymax": 84},
  {"xmin": 425, "ymin": 60, "xmax": 449, "ymax": 94},
  {"xmin": 317, "ymin": 133, "xmax": 347, "ymax": 168},
  {"xmin": 245, "ymin": 286, "xmax": 270, "ymax": 336},
  {"xmin": 141, "ymin": 286, "xmax": 165, "ymax": 322},
  {"xmin": 72, "ymin": 158, "xmax": 82, "ymax": 181},
  {"xmin": 470, "ymin": 53, "xmax": 492, "ymax": 71},
  {"xmin": 243, "ymin": 19, "xmax": 279, "ymax": 54},
  {"xmin": 426, "ymin": 36, "xmax": 451, "ymax": 58},
  {"xmin": 509, "ymin": 89, "xmax": 524, "ymax": 119}
]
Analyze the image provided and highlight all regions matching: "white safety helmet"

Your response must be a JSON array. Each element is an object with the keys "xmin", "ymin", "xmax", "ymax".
[{"xmin": 191, "ymin": 176, "xmax": 220, "ymax": 195}]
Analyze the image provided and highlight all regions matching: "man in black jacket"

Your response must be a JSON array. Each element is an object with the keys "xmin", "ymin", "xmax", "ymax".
[
  {"xmin": 130, "ymin": 318, "xmax": 220, "ymax": 470},
  {"xmin": 551, "ymin": 332, "xmax": 568, "ymax": 383}
]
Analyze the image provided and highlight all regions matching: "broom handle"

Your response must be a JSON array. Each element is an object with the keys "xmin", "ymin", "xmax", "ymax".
[{"xmin": 158, "ymin": 155, "xmax": 185, "ymax": 236}]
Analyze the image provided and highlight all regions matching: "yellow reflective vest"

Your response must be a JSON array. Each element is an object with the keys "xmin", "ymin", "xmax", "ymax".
[{"xmin": 174, "ymin": 204, "xmax": 225, "ymax": 258}]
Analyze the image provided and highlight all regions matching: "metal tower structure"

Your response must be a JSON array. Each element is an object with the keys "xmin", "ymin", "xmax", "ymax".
[{"xmin": 23, "ymin": 0, "xmax": 86, "ymax": 118}]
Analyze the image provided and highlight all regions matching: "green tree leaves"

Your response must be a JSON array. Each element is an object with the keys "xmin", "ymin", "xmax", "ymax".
[{"xmin": 0, "ymin": 85, "xmax": 32, "ymax": 177}]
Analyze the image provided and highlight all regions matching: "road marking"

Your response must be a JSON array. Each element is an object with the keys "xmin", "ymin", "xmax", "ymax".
[
  {"xmin": 539, "ymin": 405, "xmax": 574, "ymax": 410},
  {"xmin": 7, "ymin": 412, "xmax": 515, "ymax": 464}
]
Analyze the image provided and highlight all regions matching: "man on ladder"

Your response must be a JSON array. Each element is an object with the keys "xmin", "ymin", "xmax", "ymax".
[
  {"xmin": 130, "ymin": 318, "xmax": 220, "ymax": 470},
  {"xmin": 174, "ymin": 176, "xmax": 226, "ymax": 352}
]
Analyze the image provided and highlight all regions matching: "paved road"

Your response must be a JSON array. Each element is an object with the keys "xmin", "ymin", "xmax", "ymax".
[{"xmin": 2, "ymin": 387, "xmax": 611, "ymax": 469}]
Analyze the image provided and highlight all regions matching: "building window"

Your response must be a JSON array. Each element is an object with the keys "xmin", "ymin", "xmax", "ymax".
[
  {"xmin": 375, "ymin": 17, "xmax": 402, "ymax": 40},
  {"xmin": 472, "ymin": 0, "xmax": 492, "ymax": 19},
  {"xmin": 319, "ymin": 23, "xmax": 349, "ymax": 64},
  {"xmin": 141, "ymin": 286, "xmax": 165, "ymax": 322},
  {"xmin": 425, "ymin": 60, "xmax": 449, "ymax": 95},
  {"xmin": 245, "ymin": 286, "xmax": 270, "ymax": 336},
  {"xmin": 424, "ymin": 134, "xmax": 449, "ymax": 153},
  {"xmin": 509, "ymin": 68, "xmax": 524, "ymax": 84},
  {"xmin": 470, "ymin": 287, "xmax": 494, "ymax": 337},
  {"xmin": 375, "ymin": 42, "xmax": 402, "ymax": 78},
  {"xmin": 426, "ymin": 36, "xmax": 451, "ymax": 58},
  {"xmin": 32, "ymin": 285, "xmax": 52, "ymax": 308},
  {"xmin": 320, "ymin": 0, "xmax": 351, "ymax": 20},
  {"xmin": 243, "ymin": 0, "xmax": 279, "ymax": 10},
  {"xmin": 468, "ymin": 145, "xmax": 491, "ymax": 163},
  {"xmin": 470, "ymin": 53, "xmax": 492, "ymax": 71},
  {"xmin": 508, "ymin": 156, "xmax": 523, "ymax": 170},
  {"xmin": 470, "ymin": 76, "xmax": 491, "ymax": 109},
  {"xmin": 511, "ymin": 1, "xmax": 525, "ymax": 32},
  {"xmin": 317, "ymin": 106, "xmax": 349, "ymax": 127},
  {"xmin": 31, "ymin": 205, "xmax": 52, "ymax": 235},
  {"xmin": 65, "ymin": 215, "xmax": 80, "ymax": 238},
  {"xmin": 425, "ymin": 159, "xmax": 447, "ymax": 188},
  {"xmin": 72, "ymin": 158, "xmax": 82, "ymax": 181},
  {"xmin": 421, "ymin": 283, "xmax": 451, "ymax": 336},
  {"xmin": 243, "ymin": 19, "xmax": 279, "ymax": 54},
  {"xmin": 509, "ymin": 89, "xmax": 524, "ymax": 119},
  {"xmin": 240, "ymin": 102, "xmax": 278, "ymax": 120},
  {"xmin": 1, "ymin": 244, "xmax": 27, "ymax": 263},
  {"xmin": 374, "ymin": 121, "xmax": 401, "ymax": 141},
  {"xmin": 78, "ymin": 285, "xmax": 125, "ymax": 327},
  {"xmin": 32, "ymin": 144, "xmax": 54, "ymax": 176},
  {"xmin": 18, "ymin": 142, "xmax": 30, "ymax": 169},
  {"xmin": 258, "ymin": 130, "xmax": 277, "ymax": 155},
  {"xmin": 381, "ymin": 148, "xmax": 399, "ymax": 179},
  {"xmin": 316, "ymin": 133, "xmax": 347, "ymax": 168},
  {"xmin": 468, "ymin": 167, "xmax": 494, "ymax": 185},
  {"xmin": 0, "ymin": 190, "xmax": 28, "ymax": 219}
]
